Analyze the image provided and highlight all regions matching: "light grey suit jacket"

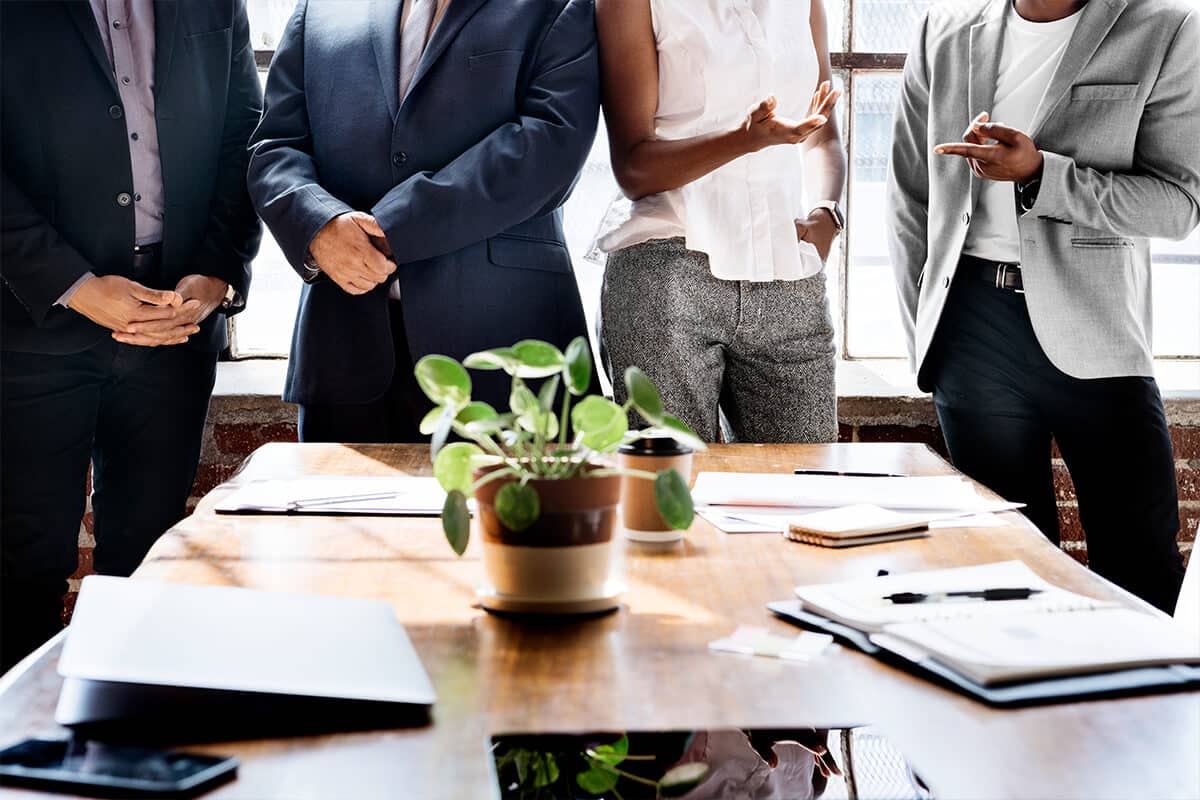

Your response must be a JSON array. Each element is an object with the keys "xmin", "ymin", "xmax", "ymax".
[{"xmin": 887, "ymin": 0, "xmax": 1200, "ymax": 390}]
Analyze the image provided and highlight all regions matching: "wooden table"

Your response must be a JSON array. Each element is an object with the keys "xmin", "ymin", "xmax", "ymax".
[{"xmin": 1, "ymin": 443, "xmax": 1197, "ymax": 800}]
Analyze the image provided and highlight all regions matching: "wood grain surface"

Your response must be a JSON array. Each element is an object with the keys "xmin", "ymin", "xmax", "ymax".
[{"xmin": 1, "ymin": 443, "xmax": 1196, "ymax": 800}]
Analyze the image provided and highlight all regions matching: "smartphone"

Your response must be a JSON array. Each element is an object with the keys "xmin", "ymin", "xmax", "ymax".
[{"xmin": 0, "ymin": 738, "xmax": 237, "ymax": 798}]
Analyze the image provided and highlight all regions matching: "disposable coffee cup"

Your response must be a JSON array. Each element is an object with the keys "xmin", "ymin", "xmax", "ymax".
[{"xmin": 617, "ymin": 435, "xmax": 694, "ymax": 543}]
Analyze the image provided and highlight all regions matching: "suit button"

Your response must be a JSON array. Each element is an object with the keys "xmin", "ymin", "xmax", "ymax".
[
  {"xmin": 392, "ymin": 152, "xmax": 408, "ymax": 166},
  {"xmin": 109, "ymin": 104, "xmax": 123, "ymax": 119},
  {"xmin": 962, "ymin": 212, "xmax": 971, "ymax": 225},
  {"xmin": 116, "ymin": 192, "xmax": 132, "ymax": 207}
]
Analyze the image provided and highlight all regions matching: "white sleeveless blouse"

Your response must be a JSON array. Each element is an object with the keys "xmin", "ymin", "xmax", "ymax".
[{"xmin": 596, "ymin": 0, "xmax": 824, "ymax": 282}]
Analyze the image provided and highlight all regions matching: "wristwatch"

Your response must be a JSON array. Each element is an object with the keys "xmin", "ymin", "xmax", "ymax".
[
  {"xmin": 219, "ymin": 283, "xmax": 239, "ymax": 312},
  {"xmin": 812, "ymin": 200, "xmax": 845, "ymax": 232},
  {"xmin": 1016, "ymin": 178, "xmax": 1042, "ymax": 214}
]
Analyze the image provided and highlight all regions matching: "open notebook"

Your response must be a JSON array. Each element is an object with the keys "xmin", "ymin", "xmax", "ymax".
[{"xmin": 782, "ymin": 561, "xmax": 1200, "ymax": 689}]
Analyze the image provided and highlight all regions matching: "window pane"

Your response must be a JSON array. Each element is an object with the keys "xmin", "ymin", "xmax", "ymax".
[
  {"xmin": 246, "ymin": 0, "xmax": 295, "ymax": 50},
  {"xmin": 1152, "ymin": 226, "xmax": 1200, "ymax": 357},
  {"xmin": 824, "ymin": 0, "xmax": 847, "ymax": 53},
  {"xmin": 852, "ymin": 0, "xmax": 932, "ymax": 53},
  {"xmin": 845, "ymin": 72, "xmax": 907, "ymax": 358}
]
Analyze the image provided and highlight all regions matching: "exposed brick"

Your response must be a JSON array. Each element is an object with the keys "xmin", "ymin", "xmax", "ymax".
[
  {"xmin": 1176, "ymin": 465, "xmax": 1199, "ymax": 501},
  {"xmin": 192, "ymin": 462, "xmax": 239, "ymax": 496},
  {"xmin": 1180, "ymin": 506, "xmax": 1199, "ymax": 544},
  {"xmin": 856, "ymin": 424, "xmax": 949, "ymax": 457},
  {"xmin": 1052, "ymin": 463, "xmax": 1076, "ymax": 502},
  {"xmin": 1058, "ymin": 504, "xmax": 1086, "ymax": 545},
  {"xmin": 1172, "ymin": 426, "xmax": 1200, "ymax": 460},
  {"xmin": 69, "ymin": 548, "xmax": 94, "ymax": 582},
  {"xmin": 213, "ymin": 421, "xmax": 296, "ymax": 456}
]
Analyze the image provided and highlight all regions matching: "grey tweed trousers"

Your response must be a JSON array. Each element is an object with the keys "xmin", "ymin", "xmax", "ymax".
[{"xmin": 600, "ymin": 237, "xmax": 837, "ymax": 443}]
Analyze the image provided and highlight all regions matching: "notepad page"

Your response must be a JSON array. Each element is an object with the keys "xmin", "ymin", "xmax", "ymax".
[
  {"xmin": 794, "ymin": 561, "xmax": 1114, "ymax": 633},
  {"xmin": 878, "ymin": 608, "xmax": 1200, "ymax": 685},
  {"xmin": 215, "ymin": 476, "xmax": 446, "ymax": 515},
  {"xmin": 691, "ymin": 472, "xmax": 1020, "ymax": 512}
]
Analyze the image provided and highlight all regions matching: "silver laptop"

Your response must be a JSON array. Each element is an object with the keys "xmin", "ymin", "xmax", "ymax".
[{"xmin": 55, "ymin": 576, "xmax": 436, "ymax": 740}]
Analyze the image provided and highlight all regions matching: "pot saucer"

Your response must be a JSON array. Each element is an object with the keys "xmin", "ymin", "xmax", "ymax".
[{"xmin": 476, "ymin": 582, "xmax": 625, "ymax": 616}]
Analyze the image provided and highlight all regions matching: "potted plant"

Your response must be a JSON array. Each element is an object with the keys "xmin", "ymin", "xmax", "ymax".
[{"xmin": 415, "ymin": 337, "xmax": 705, "ymax": 613}]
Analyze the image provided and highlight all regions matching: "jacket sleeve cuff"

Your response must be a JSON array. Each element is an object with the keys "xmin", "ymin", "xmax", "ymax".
[{"xmin": 1023, "ymin": 151, "xmax": 1072, "ymax": 222}]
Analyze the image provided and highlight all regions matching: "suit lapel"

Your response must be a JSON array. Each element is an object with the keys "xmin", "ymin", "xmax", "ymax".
[
  {"xmin": 152, "ymin": 0, "xmax": 180, "ymax": 100},
  {"xmin": 64, "ymin": 1, "xmax": 120, "ymax": 95},
  {"xmin": 370, "ymin": 0, "xmax": 404, "ymax": 120},
  {"xmin": 404, "ymin": 0, "xmax": 491, "ymax": 107},
  {"xmin": 968, "ymin": 0, "xmax": 1008, "ymax": 208},
  {"xmin": 1029, "ymin": 0, "xmax": 1126, "ymax": 138}
]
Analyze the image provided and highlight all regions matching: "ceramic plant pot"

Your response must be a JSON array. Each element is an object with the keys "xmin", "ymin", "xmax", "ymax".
[{"xmin": 473, "ymin": 464, "xmax": 623, "ymax": 614}]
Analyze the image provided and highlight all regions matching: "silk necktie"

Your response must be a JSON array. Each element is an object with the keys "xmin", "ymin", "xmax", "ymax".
[{"xmin": 398, "ymin": 0, "xmax": 436, "ymax": 104}]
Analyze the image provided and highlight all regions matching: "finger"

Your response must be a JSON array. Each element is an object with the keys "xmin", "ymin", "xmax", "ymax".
[
  {"xmin": 126, "ymin": 317, "xmax": 201, "ymax": 336},
  {"xmin": 122, "ymin": 322, "xmax": 201, "ymax": 340},
  {"xmin": 349, "ymin": 213, "xmax": 386, "ymax": 239},
  {"xmin": 112, "ymin": 331, "xmax": 193, "ymax": 347},
  {"xmin": 962, "ymin": 111, "xmax": 990, "ymax": 143},
  {"xmin": 360, "ymin": 249, "xmax": 397, "ymax": 283},
  {"xmin": 124, "ymin": 304, "xmax": 181, "ymax": 324},
  {"xmin": 977, "ymin": 122, "xmax": 1023, "ymax": 145},
  {"xmin": 751, "ymin": 96, "xmax": 777, "ymax": 123},
  {"xmin": 789, "ymin": 115, "xmax": 828, "ymax": 140},
  {"xmin": 129, "ymin": 283, "xmax": 183, "ymax": 307},
  {"xmin": 934, "ymin": 142, "xmax": 999, "ymax": 160},
  {"xmin": 815, "ymin": 87, "xmax": 841, "ymax": 118}
]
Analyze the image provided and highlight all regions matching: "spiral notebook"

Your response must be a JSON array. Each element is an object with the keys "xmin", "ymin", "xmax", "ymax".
[{"xmin": 769, "ymin": 561, "xmax": 1200, "ymax": 704}]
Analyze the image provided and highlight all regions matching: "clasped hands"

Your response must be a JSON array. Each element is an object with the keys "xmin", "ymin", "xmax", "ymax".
[
  {"xmin": 935, "ymin": 111, "xmax": 1044, "ymax": 184},
  {"xmin": 68, "ymin": 272, "xmax": 228, "ymax": 347},
  {"xmin": 309, "ymin": 211, "xmax": 395, "ymax": 296}
]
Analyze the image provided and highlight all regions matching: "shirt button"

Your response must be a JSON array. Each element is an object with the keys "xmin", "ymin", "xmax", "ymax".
[
  {"xmin": 392, "ymin": 152, "xmax": 408, "ymax": 166},
  {"xmin": 130, "ymin": 132, "xmax": 139, "ymax": 141},
  {"xmin": 112, "ymin": 19, "xmax": 122, "ymax": 29},
  {"xmin": 117, "ymin": 192, "xmax": 132, "ymax": 207},
  {"xmin": 134, "ymin": 193, "xmax": 142, "ymax": 202},
  {"xmin": 121, "ymin": 76, "xmax": 131, "ymax": 85},
  {"xmin": 962, "ymin": 212, "xmax": 971, "ymax": 225}
]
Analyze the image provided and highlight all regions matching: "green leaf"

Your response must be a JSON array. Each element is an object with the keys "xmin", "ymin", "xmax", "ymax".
[
  {"xmin": 456, "ymin": 401, "xmax": 499, "ymax": 426},
  {"xmin": 511, "ymin": 339, "xmax": 566, "ymax": 378},
  {"xmin": 530, "ymin": 753, "xmax": 559, "ymax": 788},
  {"xmin": 430, "ymin": 405, "xmax": 455, "ymax": 459},
  {"xmin": 514, "ymin": 750, "xmax": 530, "ymax": 785},
  {"xmin": 570, "ymin": 396, "xmax": 628, "ymax": 452},
  {"xmin": 588, "ymin": 736, "xmax": 629, "ymax": 766},
  {"xmin": 564, "ymin": 336, "xmax": 592, "ymax": 395},
  {"xmin": 495, "ymin": 482, "xmax": 540, "ymax": 531},
  {"xmin": 414, "ymin": 355, "xmax": 471, "ymax": 407},
  {"xmin": 510, "ymin": 384, "xmax": 539, "ymax": 417},
  {"xmin": 434, "ymin": 442, "xmax": 484, "ymax": 494},
  {"xmin": 656, "ymin": 413, "xmax": 708, "ymax": 452},
  {"xmin": 537, "ymin": 374, "xmax": 560, "ymax": 412},
  {"xmin": 576, "ymin": 765, "xmax": 619, "ymax": 795},
  {"xmin": 654, "ymin": 468, "xmax": 695, "ymax": 529},
  {"xmin": 659, "ymin": 762, "xmax": 710, "ymax": 796},
  {"xmin": 418, "ymin": 405, "xmax": 446, "ymax": 436},
  {"xmin": 624, "ymin": 366, "xmax": 664, "ymax": 425},
  {"xmin": 463, "ymin": 347, "xmax": 519, "ymax": 373},
  {"xmin": 442, "ymin": 490, "xmax": 470, "ymax": 556}
]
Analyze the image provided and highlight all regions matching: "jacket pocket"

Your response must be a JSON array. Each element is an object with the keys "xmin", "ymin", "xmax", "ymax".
[
  {"xmin": 468, "ymin": 50, "xmax": 524, "ymax": 71},
  {"xmin": 1070, "ymin": 83, "xmax": 1139, "ymax": 102},
  {"xmin": 1071, "ymin": 237, "xmax": 1133, "ymax": 248},
  {"xmin": 488, "ymin": 234, "xmax": 572, "ymax": 273}
]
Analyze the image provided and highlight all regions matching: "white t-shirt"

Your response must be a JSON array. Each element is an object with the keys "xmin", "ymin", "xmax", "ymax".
[
  {"xmin": 962, "ymin": 5, "xmax": 1083, "ymax": 263},
  {"xmin": 595, "ymin": 0, "xmax": 825, "ymax": 282}
]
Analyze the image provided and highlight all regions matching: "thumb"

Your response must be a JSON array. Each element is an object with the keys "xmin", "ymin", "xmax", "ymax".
[
  {"xmin": 348, "ymin": 212, "xmax": 386, "ymax": 239},
  {"xmin": 751, "ymin": 96, "xmax": 777, "ymax": 123},
  {"xmin": 979, "ymin": 122, "xmax": 1021, "ymax": 145},
  {"xmin": 129, "ymin": 282, "xmax": 182, "ymax": 307}
]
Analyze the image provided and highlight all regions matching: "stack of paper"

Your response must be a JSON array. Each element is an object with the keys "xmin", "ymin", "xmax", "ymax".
[
  {"xmin": 215, "ymin": 476, "xmax": 448, "ymax": 516},
  {"xmin": 692, "ymin": 472, "xmax": 1020, "ymax": 536}
]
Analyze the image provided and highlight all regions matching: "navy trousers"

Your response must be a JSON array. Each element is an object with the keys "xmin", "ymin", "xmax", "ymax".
[
  {"xmin": 1, "ymin": 340, "xmax": 217, "ymax": 669},
  {"xmin": 928, "ymin": 260, "xmax": 1185, "ymax": 613}
]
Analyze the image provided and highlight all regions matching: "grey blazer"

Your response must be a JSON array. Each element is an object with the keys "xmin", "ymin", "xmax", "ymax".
[{"xmin": 887, "ymin": 0, "xmax": 1200, "ymax": 389}]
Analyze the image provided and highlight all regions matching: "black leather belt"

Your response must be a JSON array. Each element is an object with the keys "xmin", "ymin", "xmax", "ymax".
[
  {"xmin": 964, "ymin": 255, "xmax": 1023, "ymax": 293},
  {"xmin": 132, "ymin": 242, "xmax": 162, "ymax": 274}
]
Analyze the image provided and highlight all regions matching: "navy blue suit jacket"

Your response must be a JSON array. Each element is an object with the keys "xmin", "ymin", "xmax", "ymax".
[
  {"xmin": 1, "ymin": 0, "xmax": 262, "ymax": 354},
  {"xmin": 248, "ymin": 0, "xmax": 600, "ymax": 408}
]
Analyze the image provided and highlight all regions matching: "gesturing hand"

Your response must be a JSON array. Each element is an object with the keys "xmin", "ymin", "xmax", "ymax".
[
  {"xmin": 110, "ymin": 274, "xmax": 228, "ymax": 347},
  {"xmin": 935, "ymin": 114, "xmax": 1044, "ymax": 183},
  {"xmin": 68, "ymin": 275, "xmax": 185, "ymax": 340},
  {"xmin": 309, "ymin": 211, "xmax": 396, "ymax": 296},
  {"xmin": 742, "ymin": 81, "xmax": 840, "ymax": 152}
]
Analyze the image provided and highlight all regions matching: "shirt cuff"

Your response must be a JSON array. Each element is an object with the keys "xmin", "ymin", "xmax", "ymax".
[{"xmin": 56, "ymin": 272, "xmax": 95, "ymax": 307}]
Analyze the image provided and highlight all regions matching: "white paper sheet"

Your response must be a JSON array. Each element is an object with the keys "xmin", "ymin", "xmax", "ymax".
[{"xmin": 215, "ymin": 476, "xmax": 448, "ymax": 516}]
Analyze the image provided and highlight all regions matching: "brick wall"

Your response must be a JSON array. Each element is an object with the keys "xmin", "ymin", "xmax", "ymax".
[{"xmin": 64, "ymin": 392, "xmax": 1199, "ymax": 620}]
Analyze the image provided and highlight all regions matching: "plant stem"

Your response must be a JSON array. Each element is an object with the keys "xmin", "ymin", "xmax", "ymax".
[
  {"xmin": 470, "ymin": 467, "xmax": 519, "ymax": 493},
  {"xmin": 559, "ymin": 391, "xmax": 572, "ymax": 448}
]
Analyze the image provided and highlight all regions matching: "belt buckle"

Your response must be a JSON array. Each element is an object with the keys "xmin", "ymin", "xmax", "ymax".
[{"xmin": 995, "ymin": 263, "xmax": 1024, "ymax": 294}]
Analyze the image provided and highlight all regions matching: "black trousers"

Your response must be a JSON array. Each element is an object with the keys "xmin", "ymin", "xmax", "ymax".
[
  {"xmin": 928, "ymin": 261, "xmax": 1185, "ymax": 613},
  {"xmin": 1, "ymin": 339, "xmax": 218, "ymax": 669},
  {"xmin": 298, "ymin": 300, "xmax": 429, "ymax": 444}
]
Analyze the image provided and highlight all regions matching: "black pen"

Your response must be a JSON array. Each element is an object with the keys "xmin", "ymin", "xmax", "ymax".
[
  {"xmin": 884, "ymin": 588, "xmax": 1043, "ymax": 604},
  {"xmin": 794, "ymin": 469, "xmax": 907, "ymax": 478}
]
